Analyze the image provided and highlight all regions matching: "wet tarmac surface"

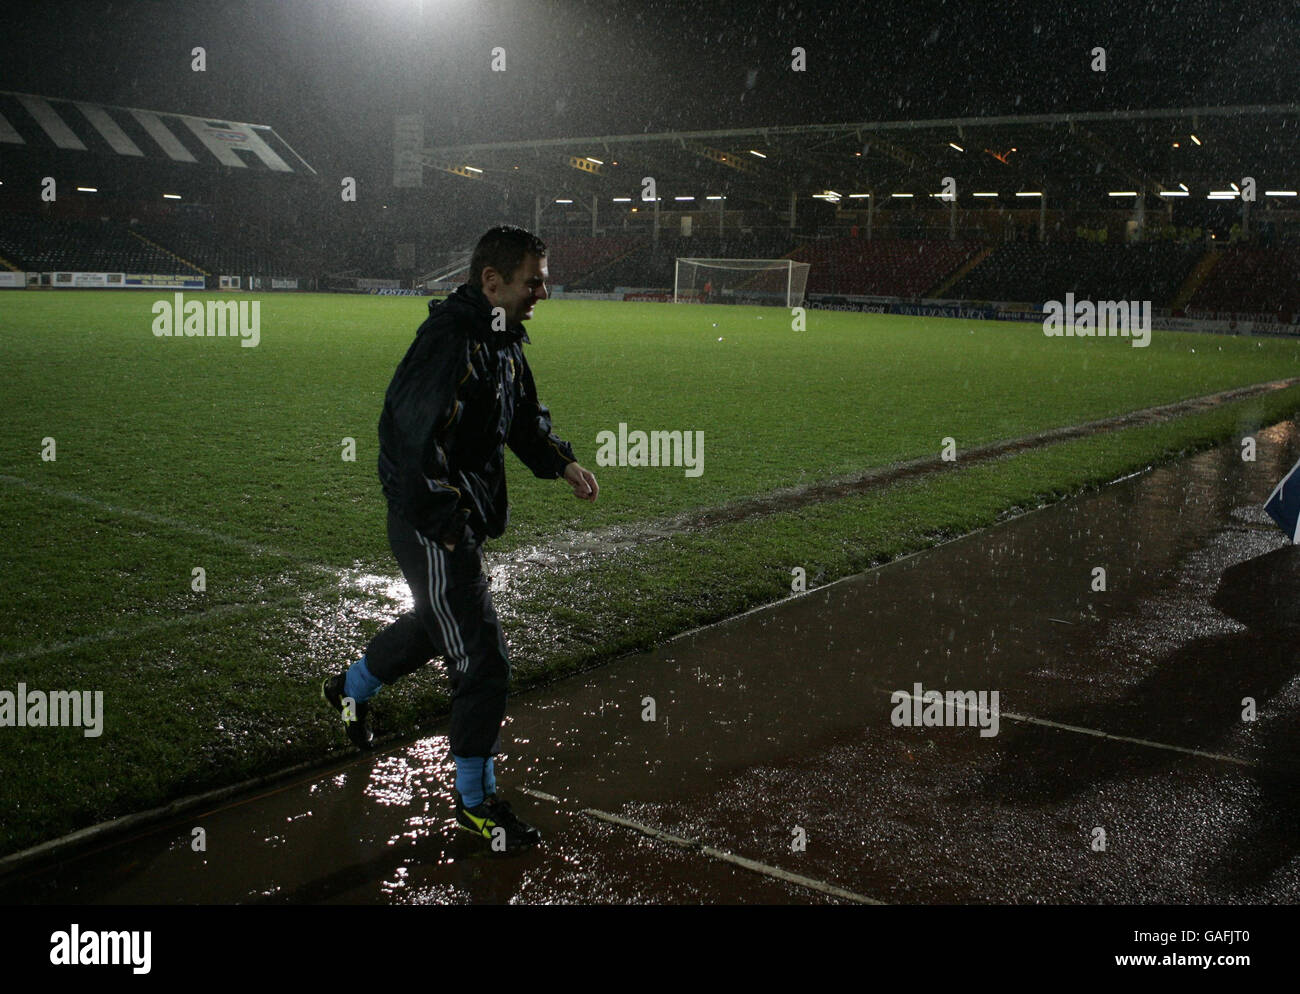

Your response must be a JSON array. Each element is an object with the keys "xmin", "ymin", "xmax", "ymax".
[{"xmin": 4, "ymin": 422, "xmax": 1299, "ymax": 904}]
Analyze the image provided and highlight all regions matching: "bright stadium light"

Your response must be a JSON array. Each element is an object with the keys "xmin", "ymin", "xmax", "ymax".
[
  {"xmin": 76, "ymin": 186, "xmax": 98, "ymax": 192},
  {"xmin": 1190, "ymin": 134, "xmax": 1202, "ymax": 145},
  {"xmin": 1179, "ymin": 183, "xmax": 1189, "ymax": 191},
  {"xmin": 1207, "ymin": 192, "xmax": 1237, "ymax": 199},
  {"xmin": 674, "ymin": 196, "xmax": 695, "ymax": 201},
  {"xmin": 848, "ymin": 193, "xmax": 870, "ymax": 198},
  {"xmin": 705, "ymin": 195, "xmax": 724, "ymax": 200},
  {"xmin": 1016, "ymin": 191, "xmax": 1042, "ymax": 197},
  {"xmin": 748, "ymin": 149, "xmax": 767, "ymax": 158},
  {"xmin": 972, "ymin": 192, "xmax": 998, "ymax": 197},
  {"xmin": 555, "ymin": 198, "xmax": 573, "ymax": 204},
  {"xmin": 1158, "ymin": 190, "xmax": 1189, "ymax": 197},
  {"xmin": 1108, "ymin": 191, "xmax": 1138, "ymax": 197},
  {"xmin": 612, "ymin": 196, "xmax": 632, "ymax": 202},
  {"xmin": 1265, "ymin": 190, "xmax": 1298, "ymax": 197},
  {"xmin": 162, "ymin": 193, "xmax": 181, "ymax": 200},
  {"xmin": 949, "ymin": 142, "xmax": 964, "ymax": 152},
  {"xmin": 585, "ymin": 157, "xmax": 604, "ymax": 164},
  {"xmin": 463, "ymin": 165, "xmax": 482, "ymax": 173},
  {"xmin": 891, "ymin": 192, "xmax": 913, "ymax": 198}
]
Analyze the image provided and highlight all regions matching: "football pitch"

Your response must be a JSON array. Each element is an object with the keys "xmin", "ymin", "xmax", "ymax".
[{"xmin": 2, "ymin": 290, "xmax": 1299, "ymax": 858}]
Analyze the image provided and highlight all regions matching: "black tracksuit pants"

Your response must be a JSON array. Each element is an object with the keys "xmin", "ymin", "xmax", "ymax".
[{"xmin": 362, "ymin": 507, "xmax": 509, "ymax": 759}]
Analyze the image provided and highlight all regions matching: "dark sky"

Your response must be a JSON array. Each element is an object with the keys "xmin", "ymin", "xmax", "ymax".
[{"xmin": 2, "ymin": 0, "xmax": 1296, "ymax": 179}]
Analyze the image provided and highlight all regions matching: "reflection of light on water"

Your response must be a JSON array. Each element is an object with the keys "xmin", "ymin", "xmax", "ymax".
[
  {"xmin": 344, "ymin": 572, "xmax": 414, "ymax": 612},
  {"xmin": 368, "ymin": 754, "xmax": 418, "ymax": 807},
  {"xmin": 361, "ymin": 735, "xmax": 462, "ymax": 896},
  {"xmin": 1258, "ymin": 421, "xmax": 1296, "ymax": 445},
  {"xmin": 366, "ymin": 736, "xmax": 452, "ymax": 809},
  {"xmin": 293, "ymin": 565, "xmax": 413, "ymax": 669},
  {"xmin": 293, "ymin": 554, "xmax": 574, "ymax": 665},
  {"xmin": 369, "ymin": 732, "xmax": 465, "ymax": 893},
  {"xmin": 390, "ymin": 881, "xmax": 472, "ymax": 905}
]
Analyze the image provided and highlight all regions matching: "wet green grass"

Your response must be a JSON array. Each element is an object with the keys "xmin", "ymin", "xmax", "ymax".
[{"xmin": 1, "ymin": 290, "xmax": 1298, "ymax": 857}]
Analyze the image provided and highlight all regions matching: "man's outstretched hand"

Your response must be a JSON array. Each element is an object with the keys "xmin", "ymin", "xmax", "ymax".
[{"xmin": 564, "ymin": 461, "xmax": 599, "ymax": 502}]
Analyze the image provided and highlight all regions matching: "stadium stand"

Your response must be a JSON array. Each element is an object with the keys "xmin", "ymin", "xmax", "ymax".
[
  {"xmin": 541, "ymin": 236, "xmax": 635, "ymax": 286},
  {"xmin": 138, "ymin": 213, "xmax": 315, "ymax": 279},
  {"xmin": 0, "ymin": 212, "xmax": 204, "ymax": 275},
  {"xmin": 946, "ymin": 241, "xmax": 1204, "ymax": 307},
  {"xmin": 1183, "ymin": 245, "xmax": 1300, "ymax": 320},
  {"xmin": 791, "ymin": 238, "xmax": 984, "ymax": 297},
  {"xmin": 562, "ymin": 232, "xmax": 799, "ymax": 290}
]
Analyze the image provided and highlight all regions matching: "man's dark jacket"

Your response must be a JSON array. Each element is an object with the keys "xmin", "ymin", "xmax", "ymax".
[{"xmin": 378, "ymin": 283, "xmax": 576, "ymax": 548}]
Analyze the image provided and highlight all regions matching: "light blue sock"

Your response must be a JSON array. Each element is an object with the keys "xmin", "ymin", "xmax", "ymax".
[
  {"xmin": 343, "ymin": 655, "xmax": 382, "ymax": 703},
  {"xmin": 454, "ymin": 755, "xmax": 487, "ymax": 808},
  {"xmin": 483, "ymin": 756, "xmax": 496, "ymax": 797}
]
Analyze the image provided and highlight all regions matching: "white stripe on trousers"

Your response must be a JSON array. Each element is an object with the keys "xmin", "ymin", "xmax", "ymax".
[{"xmin": 420, "ymin": 534, "xmax": 469, "ymax": 672}]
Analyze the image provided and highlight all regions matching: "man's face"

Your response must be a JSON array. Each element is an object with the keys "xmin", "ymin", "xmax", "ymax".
[{"xmin": 484, "ymin": 253, "xmax": 549, "ymax": 324}]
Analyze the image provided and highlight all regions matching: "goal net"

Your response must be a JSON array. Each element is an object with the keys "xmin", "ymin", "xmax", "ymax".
[{"xmin": 674, "ymin": 258, "xmax": 811, "ymax": 307}]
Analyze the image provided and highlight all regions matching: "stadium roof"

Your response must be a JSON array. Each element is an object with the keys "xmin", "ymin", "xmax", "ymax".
[
  {"xmin": 419, "ymin": 105, "xmax": 1300, "ymax": 211},
  {"xmin": 0, "ymin": 91, "xmax": 316, "ymax": 175}
]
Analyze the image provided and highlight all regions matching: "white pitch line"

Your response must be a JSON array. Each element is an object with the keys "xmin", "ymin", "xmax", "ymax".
[
  {"xmin": 521, "ymin": 788, "xmax": 562, "ymax": 803},
  {"xmin": 886, "ymin": 690, "xmax": 1255, "ymax": 767},
  {"xmin": 0, "ymin": 474, "xmax": 390, "ymax": 661},
  {"xmin": 0, "ymin": 473, "xmax": 338, "ymax": 576},
  {"xmin": 517, "ymin": 787, "xmax": 881, "ymax": 904},
  {"xmin": 0, "ymin": 594, "xmax": 310, "ymax": 664},
  {"xmin": 999, "ymin": 710, "xmax": 1255, "ymax": 767}
]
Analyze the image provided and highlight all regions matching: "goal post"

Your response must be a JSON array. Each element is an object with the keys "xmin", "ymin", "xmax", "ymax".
[{"xmin": 674, "ymin": 258, "xmax": 811, "ymax": 307}]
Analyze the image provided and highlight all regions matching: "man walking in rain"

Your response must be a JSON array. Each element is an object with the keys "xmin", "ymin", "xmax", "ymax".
[{"xmin": 323, "ymin": 225, "xmax": 599, "ymax": 850}]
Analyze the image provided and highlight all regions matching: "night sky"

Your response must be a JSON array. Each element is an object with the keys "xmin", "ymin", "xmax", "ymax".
[{"xmin": 2, "ymin": 0, "xmax": 1296, "ymax": 180}]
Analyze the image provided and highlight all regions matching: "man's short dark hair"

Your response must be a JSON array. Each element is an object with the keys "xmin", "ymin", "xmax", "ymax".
[{"xmin": 470, "ymin": 225, "xmax": 547, "ymax": 288}]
